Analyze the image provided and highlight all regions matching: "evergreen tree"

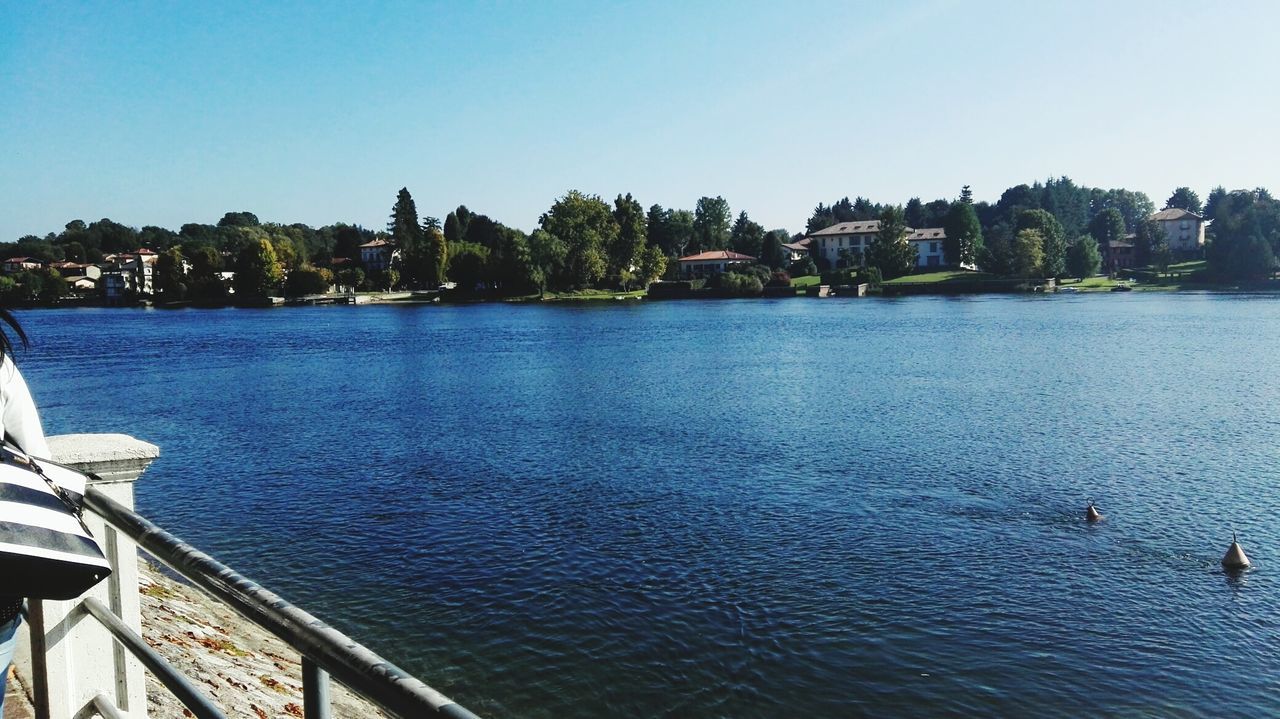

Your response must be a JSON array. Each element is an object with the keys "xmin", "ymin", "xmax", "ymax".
[
  {"xmin": 609, "ymin": 193, "xmax": 647, "ymax": 276},
  {"xmin": 729, "ymin": 211, "xmax": 765, "ymax": 259},
  {"xmin": 904, "ymin": 198, "xmax": 925, "ymax": 228},
  {"xmin": 1204, "ymin": 186, "xmax": 1228, "ymax": 221},
  {"xmin": 761, "ymin": 230, "xmax": 788, "ymax": 269},
  {"xmin": 942, "ymin": 202, "xmax": 983, "ymax": 268},
  {"xmin": 388, "ymin": 188, "xmax": 425, "ymax": 247},
  {"xmin": 444, "ymin": 212, "xmax": 462, "ymax": 245},
  {"xmin": 1132, "ymin": 217, "xmax": 1164, "ymax": 267},
  {"xmin": 960, "ymin": 185, "xmax": 974, "ymax": 205}
]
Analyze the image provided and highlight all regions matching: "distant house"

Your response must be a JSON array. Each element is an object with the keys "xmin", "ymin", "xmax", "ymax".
[
  {"xmin": 807, "ymin": 221, "xmax": 881, "ymax": 268},
  {"xmin": 100, "ymin": 249, "xmax": 160, "ymax": 301},
  {"xmin": 808, "ymin": 222, "xmax": 964, "ymax": 270},
  {"xmin": 51, "ymin": 262, "xmax": 102, "ymax": 280},
  {"xmin": 1151, "ymin": 208, "xmax": 1206, "ymax": 259},
  {"xmin": 3, "ymin": 257, "xmax": 43, "ymax": 274},
  {"xmin": 782, "ymin": 239, "xmax": 812, "ymax": 263},
  {"xmin": 359, "ymin": 240, "xmax": 398, "ymax": 271},
  {"xmin": 1103, "ymin": 235, "xmax": 1136, "ymax": 272},
  {"xmin": 66, "ymin": 276, "xmax": 98, "ymax": 292},
  {"xmin": 677, "ymin": 250, "xmax": 756, "ymax": 279},
  {"xmin": 906, "ymin": 228, "xmax": 948, "ymax": 269}
]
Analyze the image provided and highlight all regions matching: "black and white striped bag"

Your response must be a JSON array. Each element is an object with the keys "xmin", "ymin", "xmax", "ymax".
[{"xmin": 0, "ymin": 446, "xmax": 111, "ymax": 599}]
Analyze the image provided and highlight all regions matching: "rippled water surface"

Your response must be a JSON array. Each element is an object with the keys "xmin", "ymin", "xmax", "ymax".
[{"xmin": 18, "ymin": 294, "xmax": 1280, "ymax": 717}]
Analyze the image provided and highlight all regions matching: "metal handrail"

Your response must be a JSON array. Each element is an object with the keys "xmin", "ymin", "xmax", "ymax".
[
  {"xmin": 79, "ymin": 597, "xmax": 226, "ymax": 719},
  {"xmin": 83, "ymin": 487, "xmax": 482, "ymax": 719}
]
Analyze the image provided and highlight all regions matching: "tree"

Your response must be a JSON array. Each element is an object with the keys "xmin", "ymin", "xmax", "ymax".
[
  {"xmin": 443, "ymin": 212, "xmax": 463, "ymax": 245},
  {"xmin": 1205, "ymin": 188, "xmax": 1280, "ymax": 279},
  {"xmin": 761, "ymin": 230, "xmax": 789, "ymax": 269},
  {"xmin": 446, "ymin": 241, "xmax": 489, "ymax": 290},
  {"xmin": 904, "ymin": 198, "xmax": 925, "ymax": 228},
  {"xmin": 389, "ymin": 188, "xmax": 435, "ymax": 288},
  {"xmin": 155, "ymin": 247, "xmax": 186, "ymax": 300},
  {"xmin": 1016, "ymin": 209, "xmax": 1067, "ymax": 277},
  {"xmin": 1131, "ymin": 218, "xmax": 1164, "ymax": 267},
  {"xmin": 335, "ymin": 267, "xmax": 365, "ymax": 292},
  {"xmin": 528, "ymin": 229, "xmax": 567, "ymax": 297},
  {"xmin": 866, "ymin": 206, "xmax": 916, "ymax": 278},
  {"xmin": 233, "ymin": 239, "xmax": 282, "ymax": 298},
  {"xmin": 609, "ymin": 193, "xmax": 647, "ymax": 277},
  {"xmin": 636, "ymin": 244, "xmax": 667, "ymax": 287},
  {"xmin": 1012, "ymin": 229, "xmax": 1046, "ymax": 278},
  {"xmin": 185, "ymin": 243, "xmax": 226, "ymax": 302},
  {"xmin": 729, "ymin": 211, "xmax": 765, "ymax": 259},
  {"xmin": 1164, "ymin": 187, "xmax": 1203, "ymax": 214},
  {"xmin": 960, "ymin": 185, "xmax": 974, "ymax": 205},
  {"xmin": 1088, "ymin": 208, "xmax": 1127, "ymax": 249},
  {"xmin": 218, "ymin": 211, "xmax": 260, "ymax": 228},
  {"xmin": 1204, "ymin": 186, "xmax": 1228, "ymax": 221},
  {"xmin": 425, "ymin": 226, "xmax": 449, "ymax": 288},
  {"xmin": 284, "ymin": 265, "xmax": 334, "ymax": 296},
  {"xmin": 1065, "ymin": 236, "xmax": 1102, "ymax": 279},
  {"xmin": 1151, "ymin": 242, "xmax": 1173, "ymax": 273},
  {"xmin": 539, "ymin": 191, "xmax": 616, "ymax": 290},
  {"xmin": 942, "ymin": 201, "xmax": 983, "ymax": 268},
  {"xmin": 693, "ymin": 196, "xmax": 731, "ymax": 252}
]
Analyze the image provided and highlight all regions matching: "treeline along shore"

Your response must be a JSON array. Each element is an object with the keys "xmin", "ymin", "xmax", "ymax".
[{"xmin": 6, "ymin": 179, "xmax": 1280, "ymax": 308}]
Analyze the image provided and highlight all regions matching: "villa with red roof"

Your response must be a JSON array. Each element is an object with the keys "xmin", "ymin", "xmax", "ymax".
[{"xmin": 677, "ymin": 250, "xmax": 756, "ymax": 279}]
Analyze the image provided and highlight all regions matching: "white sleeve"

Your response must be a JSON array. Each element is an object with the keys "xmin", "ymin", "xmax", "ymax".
[{"xmin": 2, "ymin": 355, "xmax": 50, "ymax": 459}]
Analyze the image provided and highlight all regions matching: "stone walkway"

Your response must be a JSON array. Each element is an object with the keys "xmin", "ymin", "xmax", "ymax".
[{"xmin": 7, "ymin": 561, "xmax": 387, "ymax": 719}]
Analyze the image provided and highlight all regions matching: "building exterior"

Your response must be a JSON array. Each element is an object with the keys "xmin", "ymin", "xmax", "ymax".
[
  {"xmin": 3, "ymin": 257, "xmax": 43, "ymax": 274},
  {"xmin": 676, "ymin": 250, "xmax": 756, "ymax": 279},
  {"xmin": 100, "ymin": 250, "xmax": 159, "ymax": 301},
  {"xmin": 359, "ymin": 240, "xmax": 398, "ymax": 271},
  {"xmin": 808, "ymin": 222, "xmax": 962, "ymax": 270},
  {"xmin": 1103, "ymin": 235, "xmax": 1136, "ymax": 272},
  {"xmin": 782, "ymin": 239, "xmax": 812, "ymax": 263},
  {"xmin": 807, "ymin": 221, "xmax": 881, "ymax": 268},
  {"xmin": 906, "ymin": 228, "xmax": 947, "ymax": 269},
  {"xmin": 1150, "ymin": 208, "xmax": 1206, "ymax": 258}
]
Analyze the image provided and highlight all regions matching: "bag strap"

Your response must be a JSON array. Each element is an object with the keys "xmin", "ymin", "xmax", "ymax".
[{"xmin": 1, "ymin": 437, "xmax": 94, "ymax": 536}]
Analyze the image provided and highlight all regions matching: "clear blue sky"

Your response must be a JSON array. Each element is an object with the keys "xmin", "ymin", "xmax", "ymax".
[{"xmin": 2, "ymin": 0, "xmax": 1276, "ymax": 241}]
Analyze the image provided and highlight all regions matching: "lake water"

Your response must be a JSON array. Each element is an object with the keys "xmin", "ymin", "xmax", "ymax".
[{"xmin": 17, "ymin": 293, "xmax": 1280, "ymax": 717}]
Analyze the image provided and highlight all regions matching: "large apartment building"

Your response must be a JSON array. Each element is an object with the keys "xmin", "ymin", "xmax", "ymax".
[{"xmin": 807, "ymin": 221, "xmax": 960, "ymax": 270}]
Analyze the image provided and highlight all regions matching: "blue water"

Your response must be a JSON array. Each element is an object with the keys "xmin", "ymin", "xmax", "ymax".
[{"xmin": 17, "ymin": 294, "xmax": 1280, "ymax": 717}]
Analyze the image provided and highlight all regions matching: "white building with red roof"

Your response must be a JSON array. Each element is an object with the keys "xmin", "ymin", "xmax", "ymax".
[{"xmin": 677, "ymin": 250, "xmax": 756, "ymax": 279}]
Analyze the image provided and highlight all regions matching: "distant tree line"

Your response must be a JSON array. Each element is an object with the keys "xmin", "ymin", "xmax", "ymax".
[{"xmin": 8, "ymin": 179, "xmax": 1280, "ymax": 303}]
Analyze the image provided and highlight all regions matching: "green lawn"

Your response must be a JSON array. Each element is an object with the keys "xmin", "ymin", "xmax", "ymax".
[
  {"xmin": 882, "ymin": 270, "xmax": 996, "ymax": 285},
  {"xmin": 791, "ymin": 275, "xmax": 821, "ymax": 287}
]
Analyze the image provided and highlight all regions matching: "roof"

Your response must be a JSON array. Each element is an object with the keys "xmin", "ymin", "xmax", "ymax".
[
  {"xmin": 133, "ymin": 248, "xmax": 157, "ymax": 255},
  {"xmin": 808, "ymin": 221, "xmax": 881, "ymax": 237},
  {"xmin": 360, "ymin": 239, "xmax": 394, "ymax": 248},
  {"xmin": 907, "ymin": 228, "xmax": 946, "ymax": 241},
  {"xmin": 782, "ymin": 242, "xmax": 810, "ymax": 251},
  {"xmin": 677, "ymin": 250, "xmax": 756, "ymax": 262},
  {"xmin": 1151, "ymin": 208, "xmax": 1203, "ymax": 221},
  {"xmin": 4, "ymin": 257, "xmax": 36, "ymax": 263}
]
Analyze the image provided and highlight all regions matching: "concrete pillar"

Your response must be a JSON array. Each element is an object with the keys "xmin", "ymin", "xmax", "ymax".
[{"xmin": 14, "ymin": 433, "xmax": 159, "ymax": 719}]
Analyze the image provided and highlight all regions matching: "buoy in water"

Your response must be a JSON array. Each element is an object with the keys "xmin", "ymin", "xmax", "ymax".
[
  {"xmin": 1085, "ymin": 500, "xmax": 1103, "ymax": 523},
  {"xmin": 1222, "ymin": 533, "xmax": 1251, "ymax": 570}
]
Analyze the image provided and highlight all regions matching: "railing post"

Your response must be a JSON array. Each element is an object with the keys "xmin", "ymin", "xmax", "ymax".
[
  {"xmin": 15, "ymin": 433, "xmax": 159, "ymax": 719},
  {"xmin": 301, "ymin": 656, "xmax": 332, "ymax": 719}
]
